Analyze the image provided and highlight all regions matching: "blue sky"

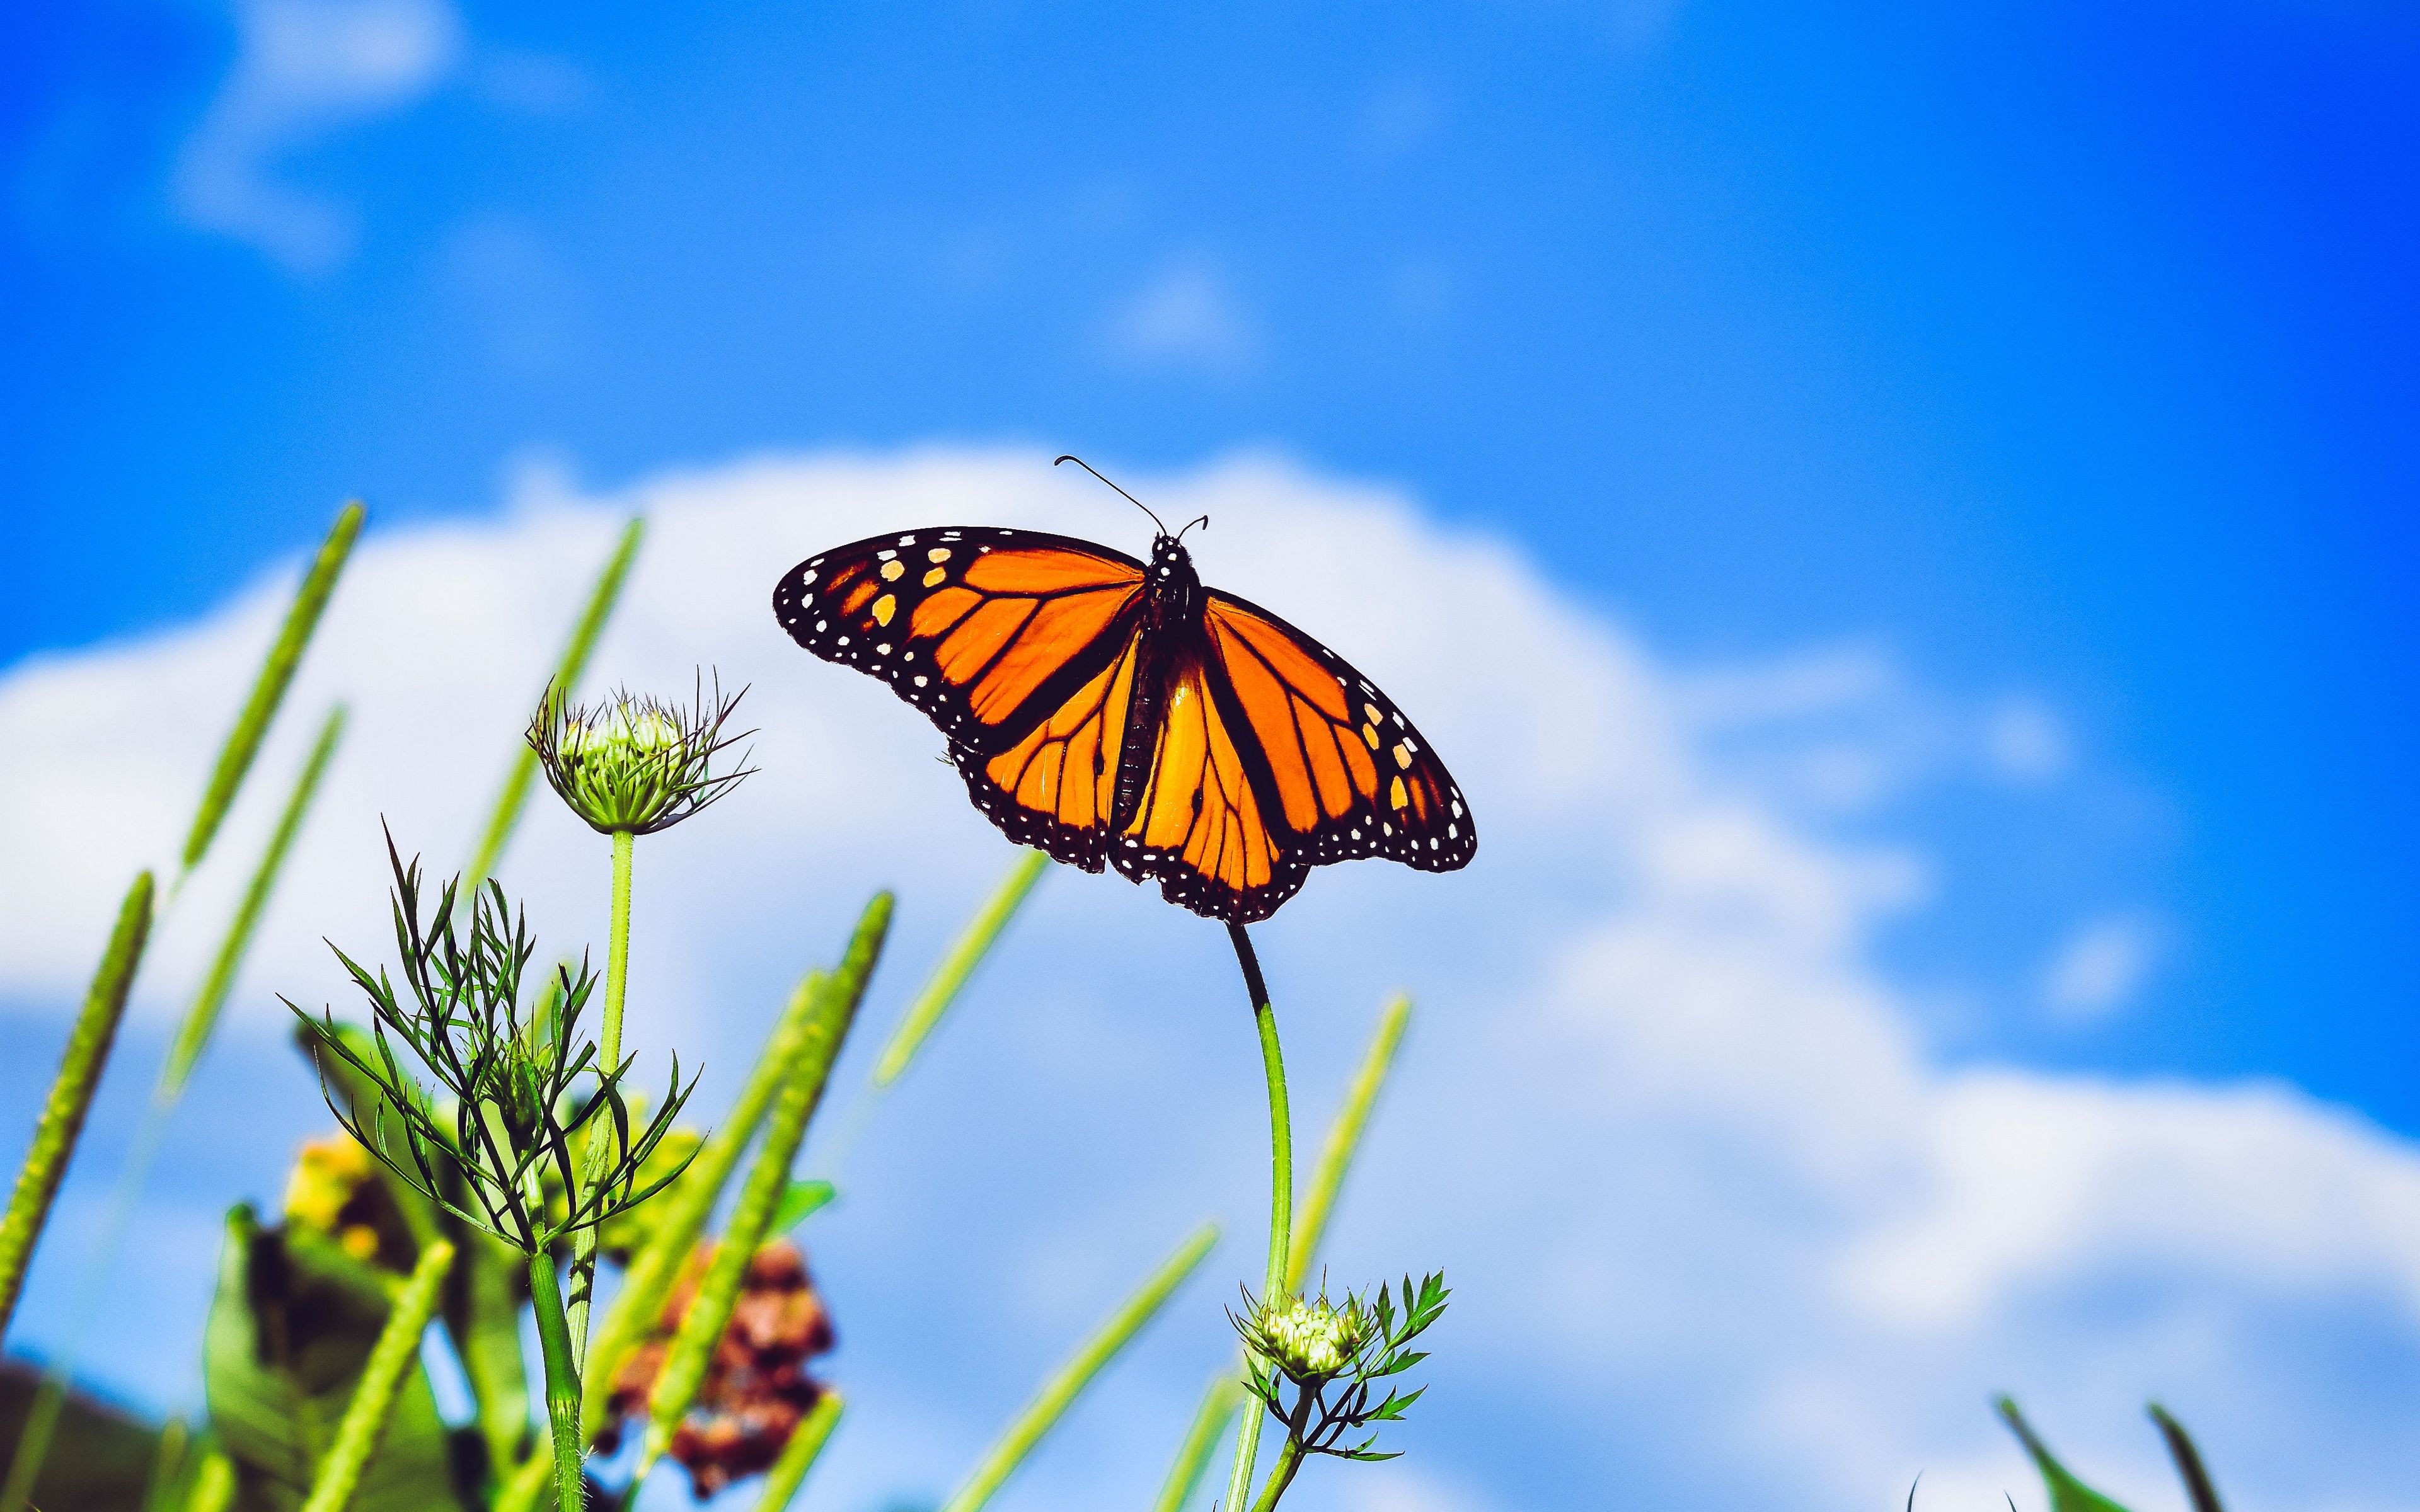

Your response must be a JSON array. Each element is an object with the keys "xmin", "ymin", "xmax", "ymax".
[{"xmin": 4, "ymin": 3, "xmax": 2419, "ymax": 1506}]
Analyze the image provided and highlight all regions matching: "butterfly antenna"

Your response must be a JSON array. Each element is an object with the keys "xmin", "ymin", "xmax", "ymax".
[
  {"xmin": 1054, "ymin": 454, "xmax": 1168, "ymax": 535},
  {"xmin": 1178, "ymin": 513, "xmax": 1210, "ymax": 539}
]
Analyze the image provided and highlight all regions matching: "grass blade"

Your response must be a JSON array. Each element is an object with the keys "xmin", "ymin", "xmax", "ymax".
[
  {"xmin": 164, "ymin": 704, "xmax": 345, "ymax": 1095},
  {"xmin": 1997, "ymin": 1396, "xmax": 2138, "ymax": 1512},
  {"xmin": 182, "ymin": 501, "xmax": 362, "ymax": 875},
  {"xmin": 1151, "ymin": 995, "xmax": 1411, "ymax": 1512},
  {"xmin": 0, "ymin": 871, "xmax": 154, "ymax": 1337},
  {"xmin": 750, "ymin": 1390, "xmax": 843, "ymax": 1512},
  {"xmin": 2148, "ymin": 1402, "xmax": 2225, "ymax": 1512},
  {"xmin": 462, "ymin": 515, "xmax": 643, "ymax": 895},
  {"xmin": 873, "ymin": 847, "xmax": 1048, "ymax": 1087},
  {"xmin": 296, "ymin": 1239, "xmax": 456, "ymax": 1512},
  {"xmin": 1288, "ymin": 993, "xmax": 1409, "ymax": 1291},
  {"xmin": 637, "ymin": 895, "xmax": 891, "ymax": 1474},
  {"xmin": 942, "ymin": 1222, "xmax": 1220, "ymax": 1512}
]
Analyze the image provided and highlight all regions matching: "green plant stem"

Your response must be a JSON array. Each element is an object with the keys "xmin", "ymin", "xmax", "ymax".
[
  {"xmin": 490, "ymin": 966, "xmax": 833, "ymax": 1512},
  {"xmin": 1155, "ymin": 992, "xmax": 1410, "ymax": 1512},
  {"xmin": 528, "ymin": 1250, "xmax": 585, "ymax": 1512},
  {"xmin": 751, "ymin": 1390, "xmax": 844, "ymax": 1512},
  {"xmin": 298, "ymin": 1238, "xmax": 455, "ymax": 1512},
  {"xmin": 1248, "ymin": 1438, "xmax": 1306, "ymax": 1512},
  {"xmin": 635, "ymin": 895, "xmax": 891, "ymax": 1479},
  {"xmin": 873, "ymin": 847, "xmax": 1048, "ymax": 1086},
  {"xmin": 181, "ymin": 501, "xmax": 362, "ymax": 876},
  {"xmin": 938, "ymin": 1223, "xmax": 1220, "ymax": 1512},
  {"xmin": 463, "ymin": 516, "xmax": 644, "ymax": 898},
  {"xmin": 567, "ymin": 827, "xmax": 636, "ymax": 1371},
  {"xmin": 0, "ymin": 870, "xmax": 154, "ymax": 1339},
  {"xmin": 1221, "ymin": 922, "xmax": 1292, "ymax": 1512}
]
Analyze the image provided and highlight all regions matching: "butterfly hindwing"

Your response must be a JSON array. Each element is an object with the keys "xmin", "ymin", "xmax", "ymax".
[
  {"xmin": 1110, "ymin": 648, "xmax": 1301, "ymax": 921},
  {"xmin": 774, "ymin": 527, "xmax": 1146, "ymax": 755},
  {"xmin": 954, "ymin": 629, "xmax": 1144, "ymax": 875}
]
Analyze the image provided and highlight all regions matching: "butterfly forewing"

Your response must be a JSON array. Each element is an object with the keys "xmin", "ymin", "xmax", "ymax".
[
  {"xmin": 773, "ymin": 527, "xmax": 1146, "ymax": 754},
  {"xmin": 1201, "ymin": 592, "xmax": 1475, "ymax": 875}
]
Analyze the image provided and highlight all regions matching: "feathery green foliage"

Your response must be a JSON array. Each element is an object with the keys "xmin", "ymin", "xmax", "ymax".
[
  {"xmin": 939, "ymin": 1223, "xmax": 1221, "ymax": 1512},
  {"xmin": 0, "ymin": 870, "xmax": 154, "ymax": 1337},
  {"xmin": 297, "ymin": 1238, "xmax": 456, "ymax": 1512},
  {"xmin": 182, "ymin": 501, "xmax": 362, "ymax": 874}
]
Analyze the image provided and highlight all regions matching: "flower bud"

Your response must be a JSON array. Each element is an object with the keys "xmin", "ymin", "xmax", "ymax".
[
  {"xmin": 1238, "ymin": 1288, "xmax": 1373, "ymax": 1385},
  {"xmin": 529, "ymin": 675, "xmax": 753, "ymax": 835}
]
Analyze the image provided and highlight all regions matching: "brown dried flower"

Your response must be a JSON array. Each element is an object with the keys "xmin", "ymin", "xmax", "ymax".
[{"xmin": 595, "ymin": 1238, "xmax": 835, "ymax": 1498}]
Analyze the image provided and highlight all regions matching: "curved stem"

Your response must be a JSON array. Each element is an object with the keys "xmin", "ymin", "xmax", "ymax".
[
  {"xmin": 567, "ymin": 828, "xmax": 634, "ymax": 1370},
  {"xmin": 1249, "ymin": 1437, "xmax": 1306, "ymax": 1512},
  {"xmin": 528, "ymin": 1249, "xmax": 585, "ymax": 1511},
  {"xmin": 1221, "ymin": 922, "xmax": 1291, "ymax": 1512}
]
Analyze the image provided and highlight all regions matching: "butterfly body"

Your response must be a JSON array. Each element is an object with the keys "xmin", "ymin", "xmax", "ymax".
[{"xmin": 774, "ymin": 524, "xmax": 1472, "ymax": 922}]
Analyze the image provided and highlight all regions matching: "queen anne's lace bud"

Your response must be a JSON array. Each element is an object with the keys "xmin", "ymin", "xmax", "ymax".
[
  {"xmin": 530, "ymin": 674, "xmax": 754, "ymax": 835},
  {"xmin": 1238, "ymin": 1288, "xmax": 1373, "ymax": 1385}
]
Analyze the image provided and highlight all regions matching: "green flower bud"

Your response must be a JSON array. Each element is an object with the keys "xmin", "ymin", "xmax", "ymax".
[
  {"xmin": 1237, "ymin": 1288, "xmax": 1373, "ymax": 1385},
  {"xmin": 529, "ymin": 674, "xmax": 754, "ymax": 835}
]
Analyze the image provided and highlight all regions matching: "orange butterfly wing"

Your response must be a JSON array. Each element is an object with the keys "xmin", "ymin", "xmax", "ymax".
[
  {"xmin": 776, "ymin": 528, "xmax": 1474, "ymax": 922},
  {"xmin": 1199, "ymin": 592, "xmax": 1474, "ymax": 876},
  {"xmin": 1107, "ymin": 648, "xmax": 1296, "ymax": 919},
  {"xmin": 774, "ymin": 527, "xmax": 1145, "ymax": 755}
]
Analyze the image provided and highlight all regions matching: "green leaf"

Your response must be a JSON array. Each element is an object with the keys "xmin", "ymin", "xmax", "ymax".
[
  {"xmin": 0, "ymin": 1359, "xmax": 164, "ymax": 1512},
  {"xmin": 771, "ymin": 1179, "xmax": 836, "ymax": 1235},
  {"xmin": 1995, "ymin": 1397, "xmax": 2137, "ymax": 1512},
  {"xmin": 203, "ymin": 1205, "xmax": 466, "ymax": 1512}
]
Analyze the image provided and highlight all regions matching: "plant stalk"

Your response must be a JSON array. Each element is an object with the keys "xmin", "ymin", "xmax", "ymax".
[
  {"xmin": 567, "ymin": 827, "xmax": 635, "ymax": 1370},
  {"xmin": 1249, "ymin": 1437, "xmax": 1306, "ymax": 1512},
  {"xmin": 529, "ymin": 1250, "xmax": 585, "ymax": 1512},
  {"xmin": 1221, "ymin": 922, "xmax": 1292, "ymax": 1512}
]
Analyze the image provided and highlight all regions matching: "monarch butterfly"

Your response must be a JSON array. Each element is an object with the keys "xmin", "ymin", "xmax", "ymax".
[{"xmin": 770, "ymin": 461, "xmax": 1474, "ymax": 922}]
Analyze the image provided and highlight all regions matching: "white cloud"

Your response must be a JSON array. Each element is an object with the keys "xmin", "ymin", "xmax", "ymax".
[
  {"xmin": 173, "ymin": 0, "xmax": 463, "ymax": 270},
  {"xmin": 3, "ymin": 448, "xmax": 2417, "ymax": 1512},
  {"xmin": 2042, "ymin": 913, "xmax": 2163, "ymax": 1022},
  {"xmin": 1105, "ymin": 257, "xmax": 1261, "ymax": 374}
]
